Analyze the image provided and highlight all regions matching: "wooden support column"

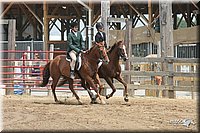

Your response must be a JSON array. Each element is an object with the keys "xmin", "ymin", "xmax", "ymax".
[
  {"xmin": 33, "ymin": 4, "xmax": 38, "ymax": 40},
  {"xmin": 159, "ymin": 1, "xmax": 174, "ymax": 98},
  {"xmin": 124, "ymin": 19, "xmax": 132, "ymax": 96},
  {"xmin": 89, "ymin": 0, "xmax": 94, "ymax": 40},
  {"xmin": 43, "ymin": 2, "xmax": 48, "ymax": 59},
  {"xmin": 197, "ymin": 2, "xmax": 200, "ymax": 25},
  {"xmin": 148, "ymin": 0, "xmax": 152, "ymax": 28},
  {"xmin": 173, "ymin": 12, "xmax": 177, "ymax": 29},
  {"xmin": 6, "ymin": 20, "xmax": 16, "ymax": 95},
  {"xmin": 101, "ymin": 0, "xmax": 110, "ymax": 47},
  {"xmin": 17, "ymin": 7, "xmax": 23, "ymax": 40},
  {"xmin": 187, "ymin": 4, "xmax": 191, "ymax": 27}
]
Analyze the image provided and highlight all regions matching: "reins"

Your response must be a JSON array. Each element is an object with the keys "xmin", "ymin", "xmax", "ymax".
[{"xmin": 82, "ymin": 44, "xmax": 108, "ymax": 63}]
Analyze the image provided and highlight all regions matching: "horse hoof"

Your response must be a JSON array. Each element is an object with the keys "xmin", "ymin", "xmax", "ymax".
[
  {"xmin": 101, "ymin": 99, "xmax": 106, "ymax": 105},
  {"xmin": 78, "ymin": 100, "xmax": 83, "ymax": 105},
  {"xmin": 55, "ymin": 100, "xmax": 61, "ymax": 103},
  {"xmin": 106, "ymin": 95, "xmax": 110, "ymax": 99},
  {"xmin": 90, "ymin": 101, "xmax": 98, "ymax": 104},
  {"xmin": 124, "ymin": 97, "xmax": 129, "ymax": 102}
]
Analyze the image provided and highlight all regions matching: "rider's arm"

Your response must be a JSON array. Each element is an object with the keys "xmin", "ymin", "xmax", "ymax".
[{"xmin": 80, "ymin": 32, "xmax": 86, "ymax": 50}]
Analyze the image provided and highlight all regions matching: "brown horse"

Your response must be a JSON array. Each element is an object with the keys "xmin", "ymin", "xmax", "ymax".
[
  {"xmin": 58, "ymin": 40, "xmax": 129, "ymax": 102},
  {"xmin": 40, "ymin": 42, "xmax": 109, "ymax": 104},
  {"xmin": 97, "ymin": 40, "xmax": 129, "ymax": 102}
]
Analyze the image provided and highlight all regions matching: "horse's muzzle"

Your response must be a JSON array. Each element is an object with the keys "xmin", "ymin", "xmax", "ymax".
[{"xmin": 103, "ymin": 59, "xmax": 109, "ymax": 64}]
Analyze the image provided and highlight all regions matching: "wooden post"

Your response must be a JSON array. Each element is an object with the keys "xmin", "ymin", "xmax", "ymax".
[
  {"xmin": 43, "ymin": 2, "xmax": 48, "ymax": 59},
  {"xmin": 159, "ymin": 1, "xmax": 175, "ymax": 98},
  {"xmin": 101, "ymin": 0, "xmax": 110, "ymax": 47},
  {"xmin": 6, "ymin": 19, "xmax": 16, "ymax": 95},
  {"xmin": 124, "ymin": 19, "xmax": 132, "ymax": 96}
]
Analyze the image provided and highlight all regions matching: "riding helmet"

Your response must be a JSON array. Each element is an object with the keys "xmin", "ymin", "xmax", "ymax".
[{"xmin": 96, "ymin": 22, "xmax": 104, "ymax": 30}]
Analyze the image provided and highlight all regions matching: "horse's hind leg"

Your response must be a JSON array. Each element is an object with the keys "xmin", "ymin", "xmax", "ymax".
[
  {"xmin": 94, "ymin": 74, "xmax": 104, "ymax": 96},
  {"xmin": 57, "ymin": 77, "xmax": 67, "ymax": 87},
  {"xmin": 115, "ymin": 75, "xmax": 128, "ymax": 102},
  {"xmin": 51, "ymin": 76, "xmax": 60, "ymax": 103},
  {"xmin": 85, "ymin": 76, "xmax": 106, "ymax": 104},
  {"xmin": 68, "ymin": 79, "xmax": 82, "ymax": 105},
  {"xmin": 104, "ymin": 77, "xmax": 116, "ymax": 99}
]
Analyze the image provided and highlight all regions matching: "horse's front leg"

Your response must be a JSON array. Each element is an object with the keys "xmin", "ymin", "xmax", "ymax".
[
  {"xmin": 85, "ymin": 76, "xmax": 106, "ymax": 104},
  {"xmin": 94, "ymin": 74, "xmax": 104, "ymax": 95},
  {"xmin": 81, "ymin": 79, "xmax": 97, "ymax": 104},
  {"xmin": 115, "ymin": 75, "xmax": 128, "ymax": 102},
  {"xmin": 68, "ymin": 79, "xmax": 82, "ymax": 105},
  {"xmin": 51, "ymin": 76, "xmax": 60, "ymax": 103},
  {"xmin": 104, "ymin": 77, "xmax": 116, "ymax": 99}
]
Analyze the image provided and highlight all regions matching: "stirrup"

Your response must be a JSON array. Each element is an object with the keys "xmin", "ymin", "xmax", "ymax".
[{"xmin": 66, "ymin": 57, "xmax": 70, "ymax": 62}]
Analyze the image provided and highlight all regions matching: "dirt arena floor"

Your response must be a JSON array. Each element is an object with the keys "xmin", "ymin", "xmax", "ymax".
[{"xmin": 2, "ymin": 94, "xmax": 198, "ymax": 132}]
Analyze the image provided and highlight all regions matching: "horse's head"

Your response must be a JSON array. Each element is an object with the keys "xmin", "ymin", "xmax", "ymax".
[
  {"xmin": 96, "ymin": 42, "xmax": 110, "ymax": 64},
  {"xmin": 117, "ymin": 40, "xmax": 128, "ymax": 61}
]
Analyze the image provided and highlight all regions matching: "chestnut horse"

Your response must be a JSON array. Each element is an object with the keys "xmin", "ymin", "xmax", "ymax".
[
  {"xmin": 97, "ymin": 40, "xmax": 129, "ymax": 102},
  {"xmin": 58, "ymin": 40, "xmax": 129, "ymax": 102},
  {"xmin": 40, "ymin": 42, "xmax": 109, "ymax": 104}
]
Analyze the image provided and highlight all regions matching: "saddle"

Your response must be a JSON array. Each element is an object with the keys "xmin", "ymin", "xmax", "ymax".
[{"xmin": 66, "ymin": 53, "xmax": 82, "ymax": 71}]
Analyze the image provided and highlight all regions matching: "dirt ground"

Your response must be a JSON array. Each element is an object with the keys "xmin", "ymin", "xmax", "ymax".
[{"xmin": 2, "ymin": 94, "xmax": 198, "ymax": 132}]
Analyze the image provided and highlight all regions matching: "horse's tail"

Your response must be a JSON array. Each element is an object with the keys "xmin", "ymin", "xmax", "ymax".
[{"xmin": 39, "ymin": 62, "xmax": 51, "ymax": 87}]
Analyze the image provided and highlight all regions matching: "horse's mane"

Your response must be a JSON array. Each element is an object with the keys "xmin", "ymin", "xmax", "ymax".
[{"xmin": 108, "ymin": 41, "xmax": 119, "ymax": 54}]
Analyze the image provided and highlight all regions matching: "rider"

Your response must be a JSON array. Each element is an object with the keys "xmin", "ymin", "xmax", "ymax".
[
  {"xmin": 95, "ymin": 22, "xmax": 108, "ymax": 68},
  {"xmin": 95, "ymin": 22, "xmax": 108, "ymax": 49},
  {"xmin": 66, "ymin": 22, "xmax": 86, "ymax": 79}
]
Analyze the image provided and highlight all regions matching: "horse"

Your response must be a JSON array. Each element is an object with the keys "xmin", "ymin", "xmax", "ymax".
[
  {"xmin": 97, "ymin": 40, "xmax": 129, "ymax": 102},
  {"xmin": 58, "ymin": 40, "xmax": 129, "ymax": 102},
  {"xmin": 39, "ymin": 42, "xmax": 109, "ymax": 104}
]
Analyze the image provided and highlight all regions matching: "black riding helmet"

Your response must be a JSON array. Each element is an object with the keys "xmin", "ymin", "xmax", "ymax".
[
  {"xmin": 70, "ymin": 22, "xmax": 78, "ymax": 28},
  {"xmin": 96, "ymin": 22, "xmax": 104, "ymax": 30}
]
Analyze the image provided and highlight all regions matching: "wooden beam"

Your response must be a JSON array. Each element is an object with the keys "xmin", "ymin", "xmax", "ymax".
[
  {"xmin": 50, "ymin": 4, "xmax": 60, "ymax": 15},
  {"xmin": 124, "ymin": 19, "xmax": 132, "ymax": 95},
  {"xmin": 43, "ymin": 2, "xmax": 48, "ymax": 58},
  {"xmin": 47, "ymin": 15, "xmax": 77, "ymax": 19},
  {"xmin": 23, "ymin": 3, "xmax": 44, "ymax": 27},
  {"xmin": 72, "ymin": 4, "xmax": 81, "ymax": 18},
  {"xmin": 92, "ymin": 12, "xmax": 101, "ymax": 26},
  {"xmin": 148, "ymin": 0, "xmax": 152, "ymax": 28},
  {"xmin": 101, "ymin": 0, "xmax": 110, "ymax": 47},
  {"xmin": 0, "ymin": 2, "xmax": 14, "ymax": 18},
  {"xmin": 124, "ymin": 19, "xmax": 132, "ymax": 84},
  {"xmin": 49, "ymin": 18, "xmax": 57, "ymax": 31},
  {"xmin": 107, "ymin": 17, "xmax": 126, "ymax": 23},
  {"xmin": 126, "ymin": 0, "xmax": 149, "ymax": 24},
  {"xmin": 177, "ymin": 15, "xmax": 183, "ymax": 28},
  {"xmin": 7, "ymin": 19, "xmax": 16, "ymax": 95},
  {"xmin": 190, "ymin": 0, "xmax": 199, "ymax": 10},
  {"xmin": 187, "ymin": 4, "xmax": 192, "ymax": 27},
  {"xmin": 49, "ymin": 19, "xmax": 61, "ymax": 32},
  {"xmin": 18, "ymin": 4, "xmax": 34, "ymax": 33}
]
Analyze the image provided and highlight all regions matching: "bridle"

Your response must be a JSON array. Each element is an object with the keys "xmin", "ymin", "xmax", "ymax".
[
  {"xmin": 118, "ymin": 42, "xmax": 128, "ymax": 60},
  {"xmin": 83, "ymin": 43, "xmax": 109, "ymax": 63}
]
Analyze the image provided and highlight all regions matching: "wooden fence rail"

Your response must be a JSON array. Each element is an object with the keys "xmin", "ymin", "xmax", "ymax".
[{"xmin": 105, "ymin": 57, "xmax": 199, "ymax": 99}]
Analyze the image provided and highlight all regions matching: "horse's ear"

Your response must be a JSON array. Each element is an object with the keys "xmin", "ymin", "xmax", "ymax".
[
  {"xmin": 117, "ymin": 39, "xmax": 123, "ymax": 43},
  {"xmin": 119, "ymin": 40, "xmax": 124, "ymax": 43}
]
